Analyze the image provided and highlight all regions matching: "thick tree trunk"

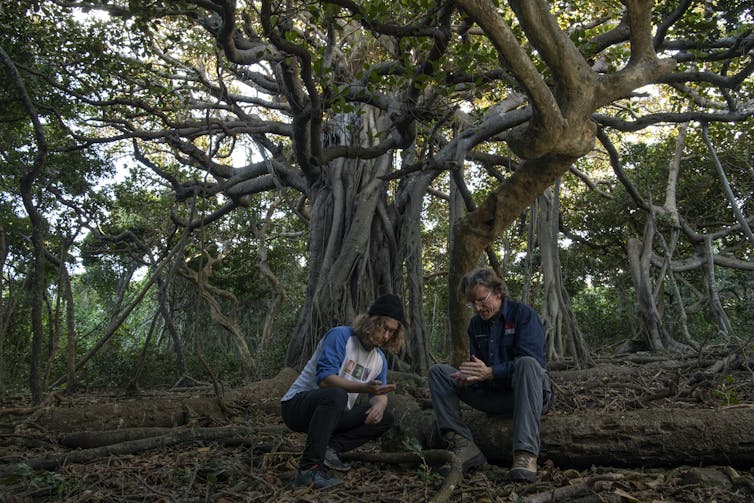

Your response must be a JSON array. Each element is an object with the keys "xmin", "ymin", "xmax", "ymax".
[
  {"xmin": 536, "ymin": 185, "xmax": 590, "ymax": 365},
  {"xmin": 27, "ymin": 368, "xmax": 299, "ymax": 433},
  {"xmin": 627, "ymin": 219, "xmax": 671, "ymax": 351},
  {"xmin": 396, "ymin": 175, "xmax": 431, "ymax": 372},
  {"xmin": 473, "ymin": 406, "xmax": 752, "ymax": 469},
  {"xmin": 285, "ymin": 156, "xmax": 390, "ymax": 368},
  {"xmin": 702, "ymin": 236, "xmax": 733, "ymax": 337},
  {"xmin": 285, "ymin": 109, "xmax": 432, "ymax": 372}
]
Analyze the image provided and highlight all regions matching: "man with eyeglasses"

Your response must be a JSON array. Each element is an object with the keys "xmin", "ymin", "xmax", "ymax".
[
  {"xmin": 428, "ymin": 268, "xmax": 553, "ymax": 482},
  {"xmin": 281, "ymin": 293, "xmax": 407, "ymax": 489}
]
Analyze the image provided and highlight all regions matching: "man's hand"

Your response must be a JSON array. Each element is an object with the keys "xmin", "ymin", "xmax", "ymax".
[
  {"xmin": 363, "ymin": 380, "xmax": 396, "ymax": 395},
  {"xmin": 450, "ymin": 370, "xmax": 471, "ymax": 386},
  {"xmin": 365, "ymin": 399, "xmax": 387, "ymax": 424},
  {"xmin": 457, "ymin": 356, "xmax": 493, "ymax": 383}
]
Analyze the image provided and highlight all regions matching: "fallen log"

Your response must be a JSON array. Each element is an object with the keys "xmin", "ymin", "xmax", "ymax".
[
  {"xmin": 20, "ymin": 367, "xmax": 298, "ymax": 433},
  {"xmin": 9, "ymin": 368, "xmax": 754, "ymax": 471},
  {"xmin": 386, "ymin": 396, "xmax": 754, "ymax": 469}
]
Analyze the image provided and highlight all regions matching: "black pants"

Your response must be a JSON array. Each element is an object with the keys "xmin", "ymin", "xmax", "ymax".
[{"xmin": 281, "ymin": 387, "xmax": 394, "ymax": 470}]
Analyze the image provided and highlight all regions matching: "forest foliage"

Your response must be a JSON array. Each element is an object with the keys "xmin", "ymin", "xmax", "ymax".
[{"xmin": 0, "ymin": 0, "xmax": 752, "ymax": 400}]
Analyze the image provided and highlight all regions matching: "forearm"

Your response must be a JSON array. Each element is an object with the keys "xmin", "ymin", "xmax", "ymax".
[{"xmin": 320, "ymin": 374, "xmax": 365, "ymax": 393}]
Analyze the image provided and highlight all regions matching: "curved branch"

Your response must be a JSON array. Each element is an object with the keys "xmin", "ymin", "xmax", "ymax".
[
  {"xmin": 200, "ymin": 1, "xmax": 283, "ymax": 65},
  {"xmin": 509, "ymin": 0, "xmax": 594, "ymax": 92},
  {"xmin": 455, "ymin": 0, "xmax": 562, "ymax": 128},
  {"xmin": 657, "ymin": 58, "xmax": 754, "ymax": 90},
  {"xmin": 701, "ymin": 123, "xmax": 754, "ymax": 247},
  {"xmin": 594, "ymin": 109, "xmax": 753, "ymax": 132},
  {"xmin": 653, "ymin": 0, "xmax": 693, "ymax": 49}
]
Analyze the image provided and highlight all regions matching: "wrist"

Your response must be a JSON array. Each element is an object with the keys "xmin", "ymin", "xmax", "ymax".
[{"xmin": 371, "ymin": 395, "xmax": 387, "ymax": 406}]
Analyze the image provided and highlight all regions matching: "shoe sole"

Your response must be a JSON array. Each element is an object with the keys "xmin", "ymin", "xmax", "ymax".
[
  {"xmin": 509, "ymin": 468, "xmax": 537, "ymax": 482},
  {"xmin": 324, "ymin": 460, "xmax": 352, "ymax": 472},
  {"xmin": 462, "ymin": 453, "xmax": 487, "ymax": 473}
]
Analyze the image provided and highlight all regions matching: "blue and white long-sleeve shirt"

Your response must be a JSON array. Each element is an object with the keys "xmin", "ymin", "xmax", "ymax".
[{"xmin": 281, "ymin": 326, "xmax": 389, "ymax": 410}]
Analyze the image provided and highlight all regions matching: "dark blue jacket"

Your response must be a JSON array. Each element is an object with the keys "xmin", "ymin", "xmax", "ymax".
[{"xmin": 467, "ymin": 297, "xmax": 547, "ymax": 387}]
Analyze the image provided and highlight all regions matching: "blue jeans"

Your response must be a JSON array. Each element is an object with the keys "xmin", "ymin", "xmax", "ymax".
[
  {"xmin": 428, "ymin": 356, "xmax": 551, "ymax": 455},
  {"xmin": 281, "ymin": 387, "xmax": 394, "ymax": 469}
]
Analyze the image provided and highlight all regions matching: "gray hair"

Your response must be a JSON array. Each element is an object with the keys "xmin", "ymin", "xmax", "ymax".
[{"xmin": 457, "ymin": 268, "xmax": 506, "ymax": 300}]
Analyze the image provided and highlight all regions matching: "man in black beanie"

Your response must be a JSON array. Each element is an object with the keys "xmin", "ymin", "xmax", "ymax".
[{"xmin": 281, "ymin": 294, "xmax": 407, "ymax": 489}]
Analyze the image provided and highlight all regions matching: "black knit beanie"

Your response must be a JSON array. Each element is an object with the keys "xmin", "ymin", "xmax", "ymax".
[{"xmin": 368, "ymin": 293, "xmax": 407, "ymax": 326}]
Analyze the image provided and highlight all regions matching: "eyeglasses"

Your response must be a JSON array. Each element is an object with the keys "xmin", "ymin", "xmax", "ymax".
[{"xmin": 467, "ymin": 290, "xmax": 492, "ymax": 309}]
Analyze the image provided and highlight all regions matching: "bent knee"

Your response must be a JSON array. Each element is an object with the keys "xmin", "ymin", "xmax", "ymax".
[
  {"xmin": 514, "ymin": 356, "xmax": 543, "ymax": 378},
  {"xmin": 429, "ymin": 363, "xmax": 456, "ymax": 379},
  {"xmin": 321, "ymin": 387, "xmax": 349, "ymax": 408}
]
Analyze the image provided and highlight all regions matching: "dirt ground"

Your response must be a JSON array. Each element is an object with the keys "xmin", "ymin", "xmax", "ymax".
[{"xmin": 1, "ymin": 353, "xmax": 753, "ymax": 502}]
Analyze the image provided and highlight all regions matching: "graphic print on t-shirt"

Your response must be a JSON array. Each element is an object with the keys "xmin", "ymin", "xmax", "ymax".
[
  {"xmin": 345, "ymin": 360, "xmax": 371, "ymax": 381},
  {"xmin": 340, "ymin": 338, "xmax": 385, "ymax": 409}
]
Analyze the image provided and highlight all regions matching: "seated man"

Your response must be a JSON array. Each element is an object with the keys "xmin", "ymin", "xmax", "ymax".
[
  {"xmin": 429, "ymin": 268, "xmax": 553, "ymax": 481},
  {"xmin": 281, "ymin": 294, "xmax": 406, "ymax": 489}
]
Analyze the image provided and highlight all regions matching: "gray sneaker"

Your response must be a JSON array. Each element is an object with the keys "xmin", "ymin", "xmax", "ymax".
[
  {"xmin": 509, "ymin": 450, "xmax": 538, "ymax": 482},
  {"xmin": 324, "ymin": 447, "xmax": 352, "ymax": 472},
  {"xmin": 442, "ymin": 432, "xmax": 486, "ymax": 473},
  {"xmin": 293, "ymin": 465, "xmax": 342, "ymax": 489}
]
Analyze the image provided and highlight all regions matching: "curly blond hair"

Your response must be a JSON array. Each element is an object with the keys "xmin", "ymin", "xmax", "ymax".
[{"xmin": 353, "ymin": 314, "xmax": 405, "ymax": 354}]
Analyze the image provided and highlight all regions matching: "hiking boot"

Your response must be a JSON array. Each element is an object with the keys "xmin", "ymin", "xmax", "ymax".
[
  {"xmin": 293, "ymin": 465, "xmax": 342, "ymax": 489},
  {"xmin": 443, "ymin": 432, "xmax": 487, "ymax": 473},
  {"xmin": 509, "ymin": 450, "xmax": 538, "ymax": 482},
  {"xmin": 324, "ymin": 447, "xmax": 352, "ymax": 472}
]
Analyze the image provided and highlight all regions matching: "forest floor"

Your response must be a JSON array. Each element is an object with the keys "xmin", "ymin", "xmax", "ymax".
[{"xmin": 1, "ymin": 352, "xmax": 753, "ymax": 502}]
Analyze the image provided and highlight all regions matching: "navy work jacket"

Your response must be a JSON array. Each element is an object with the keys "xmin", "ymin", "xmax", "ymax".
[{"xmin": 467, "ymin": 297, "xmax": 547, "ymax": 386}]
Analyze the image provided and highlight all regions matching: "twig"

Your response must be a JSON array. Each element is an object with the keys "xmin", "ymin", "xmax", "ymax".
[
  {"xmin": 0, "ymin": 425, "xmax": 256, "ymax": 476},
  {"xmin": 523, "ymin": 472, "xmax": 626, "ymax": 503}
]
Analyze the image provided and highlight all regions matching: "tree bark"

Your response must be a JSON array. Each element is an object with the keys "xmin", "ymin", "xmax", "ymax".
[
  {"xmin": 27, "ymin": 368, "xmax": 298, "ymax": 433},
  {"xmin": 626, "ymin": 217, "xmax": 681, "ymax": 352},
  {"xmin": 179, "ymin": 249, "xmax": 255, "ymax": 376},
  {"xmin": 254, "ymin": 198, "xmax": 287, "ymax": 355},
  {"xmin": 157, "ymin": 275, "xmax": 187, "ymax": 378},
  {"xmin": 702, "ymin": 236, "xmax": 733, "ymax": 337},
  {"xmin": 1, "ymin": 47, "xmax": 49, "ymax": 405},
  {"xmin": 0, "ymin": 226, "xmax": 8, "ymax": 387},
  {"xmin": 284, "ymin": 108, "xmax": 434, "ymax": 372},
  {"xmin": 62, "ymin": 257, "xmax": 77, "ymax": 392},
  {"xmin": 536, "ymin": 185, "xmax": 590, "ymax": 365},
  {"xmin": 386, "ymin": 395, "xmax": 754, "ymax": 469}
]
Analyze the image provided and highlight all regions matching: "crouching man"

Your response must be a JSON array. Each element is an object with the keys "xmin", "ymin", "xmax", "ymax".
[{"xmin": 281, "ymin": 294, "xmax": 406, "ymax": 489}]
